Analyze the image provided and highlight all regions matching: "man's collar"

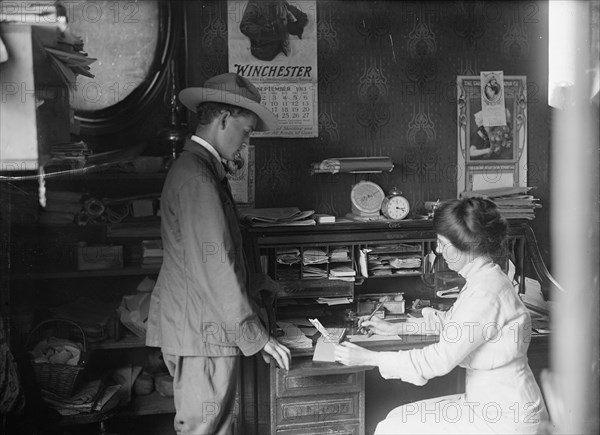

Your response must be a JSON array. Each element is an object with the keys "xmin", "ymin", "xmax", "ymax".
[
  {"xmin": 190, "ymin": 135, "xmax": 221, "ymax": 162},
  {"xmin": 183, "ymin": 136, "xmax": 227, "ymax": 180}
]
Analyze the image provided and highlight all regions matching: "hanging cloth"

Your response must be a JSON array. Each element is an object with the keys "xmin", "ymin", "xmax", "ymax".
[{"xmin": 0, "ymin": 317, "xmax": 25, "ymax": 414}]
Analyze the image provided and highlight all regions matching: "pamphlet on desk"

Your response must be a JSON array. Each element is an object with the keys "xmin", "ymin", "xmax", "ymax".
[{"xmin": 309, "ymin": 318, "xmax": 346, "ymax": 362}]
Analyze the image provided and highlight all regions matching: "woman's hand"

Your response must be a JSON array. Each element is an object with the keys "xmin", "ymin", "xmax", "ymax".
[
  {"xmin": 334, "ymin": 342, "xmax": 378, "ymax": 366},
  {"xmin": 358, "ymin": 316, "xmax": 399, "ymax": 336}
]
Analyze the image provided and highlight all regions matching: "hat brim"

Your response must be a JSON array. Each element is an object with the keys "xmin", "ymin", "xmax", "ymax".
[{"xmin": 179, "ymin": 87, "xmax": 278, "ymax": 132}]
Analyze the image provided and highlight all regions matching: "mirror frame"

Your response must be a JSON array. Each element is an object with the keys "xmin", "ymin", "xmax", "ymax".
[{"xmin": 74, "ymin": 0, "xmax": 182, "ymax": 136}]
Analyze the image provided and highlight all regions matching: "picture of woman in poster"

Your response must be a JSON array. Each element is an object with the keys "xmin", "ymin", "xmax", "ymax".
[
  {"xmin": 240, "ymin": 0, "xmax": 309, "ymax": 61},
  {"xmin": 484, "ymin": 76, "xmax": 502, "ymax": 103},
  {"xmin": 470, "ymin": 107, "xmax": 514, "ymax": 161}
]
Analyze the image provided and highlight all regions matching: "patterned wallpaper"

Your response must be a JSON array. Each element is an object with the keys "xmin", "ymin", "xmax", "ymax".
[{"xmin": 185, "ymin": 0, "xmax": 552, "ymax": 264}]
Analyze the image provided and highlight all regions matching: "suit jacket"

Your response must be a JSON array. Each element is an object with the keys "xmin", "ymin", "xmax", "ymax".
[{"xmin": 146, "ymin": 139, "xmax": 269, "ymax": 356}]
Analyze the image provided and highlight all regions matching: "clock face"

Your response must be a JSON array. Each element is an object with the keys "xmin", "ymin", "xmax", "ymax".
[
  {"xmin": 350, "ymin": 181, "xmax": 385, "ymax": 214},
  {"xmin": 382, "ymin": 195, "xmax": 410, "ymax": 220}
]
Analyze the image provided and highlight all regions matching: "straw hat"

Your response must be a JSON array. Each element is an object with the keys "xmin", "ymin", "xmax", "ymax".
[{"xmin": 179, "ymin": 73, "xmax": 277, "ymax": 131}]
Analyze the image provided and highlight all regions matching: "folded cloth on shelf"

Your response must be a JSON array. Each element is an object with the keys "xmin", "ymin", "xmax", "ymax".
[{"xmin": 30, "ymin": 338, "xmax": 82, "ymax": 366}]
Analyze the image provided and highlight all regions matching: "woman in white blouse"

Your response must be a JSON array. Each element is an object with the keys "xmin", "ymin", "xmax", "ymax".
[{"xmin": 334, "ymin": 197, "xmax": 549, "ymax": 434}]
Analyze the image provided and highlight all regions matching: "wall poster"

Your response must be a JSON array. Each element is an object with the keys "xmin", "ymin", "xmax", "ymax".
[
  {"xmin": 456, "ymin": 75, "xmax": 528, "ymax": 195},
  {"xmin": 227, "ymin": 0, "xmax": 318, "ymax": 138}
]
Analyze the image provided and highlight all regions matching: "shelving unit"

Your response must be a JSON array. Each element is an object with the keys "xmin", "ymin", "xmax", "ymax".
[{"xmin": 4, "ymin": 171, "xmax": 170, "ymax": 424}]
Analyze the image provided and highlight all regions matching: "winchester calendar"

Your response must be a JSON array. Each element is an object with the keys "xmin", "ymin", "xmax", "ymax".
[{"xmin": 227, "ymin": 0, "xmax": 318, "ymax": 138}]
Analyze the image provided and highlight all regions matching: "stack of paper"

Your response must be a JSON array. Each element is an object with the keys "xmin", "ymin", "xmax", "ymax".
[
  {"xmin": 461, "ymin": 187, "xmax": 541, "ymax": 220},
  {"xmin": 388, "ymin": 257, "xmax": 422, "ymax": 269},
  {"xmin": 239, "ymin": 207, "xmax": 316, "ymax": 227},
  {"xmin": 276, "ymin": 248, "xmax": 301, "ymax": 265},
  {"xmin": 367, "ymin": 254, "xmax": 422, "ymax": 276},
  {"xmin": 316, "ymin": 297, "xmax": 353, "ymax": 305},
  {"xmin": 302, "ymin": 265, "xmax": 328, "ymax": 279},
  {"xmin": 330, "ymin": 247, "xmax": 351, "ymax": 262},
  {"xmin": 276, "ymin": 322, "xmax": 313, "ymax": 349},
  {"xmin": 302, "ymin": 248, "xmax": 328, "ymax": 265},
  {"xmin": 329, "ymin": 265, "xmax": 356, "ymax": 282}
]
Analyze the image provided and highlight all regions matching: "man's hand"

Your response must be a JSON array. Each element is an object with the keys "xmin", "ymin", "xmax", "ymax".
[
  {"xmin": 260, "ymin": 336, "xmax": 291, "ymax": 371},
  {"xmin": 249, "ymin": 273, "xmax": 280, "ymax": 297}
]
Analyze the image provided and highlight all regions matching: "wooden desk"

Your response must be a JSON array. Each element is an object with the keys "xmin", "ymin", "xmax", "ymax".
[
  {"xmin": 241, "ymin": 222, "xmax": 555, "ymax": 434},
  {"xmin": 241, "ymin": 333, "xmax": 549, "ymax": 435}
]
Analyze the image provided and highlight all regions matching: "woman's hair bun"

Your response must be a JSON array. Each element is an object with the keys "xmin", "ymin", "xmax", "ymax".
[{"xmin": 433, "ymin": 197, "xmax": 508, "ymax": 259}]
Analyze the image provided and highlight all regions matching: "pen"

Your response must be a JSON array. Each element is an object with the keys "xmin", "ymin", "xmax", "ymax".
[{"xmin": 359, "ymin": 301, "xmax": 385, "ymax": 336}]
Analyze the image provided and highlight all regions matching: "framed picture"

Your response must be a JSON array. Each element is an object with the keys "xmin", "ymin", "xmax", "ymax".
[{"xmin": 456, "ymin": 75, "xmax": 527, "ymax": 194}]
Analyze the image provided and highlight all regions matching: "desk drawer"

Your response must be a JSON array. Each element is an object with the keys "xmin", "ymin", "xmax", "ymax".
[
  {"xmin": 276, "ymin": 370, "xmax": 363, "ymax": 398},
  {"xmin": 276, "ymin": 392, "xmax": 360, "ymax": 426},
  {"xmin": 276, "ymin": 421, "xmax": 360, "ymax": 434}
]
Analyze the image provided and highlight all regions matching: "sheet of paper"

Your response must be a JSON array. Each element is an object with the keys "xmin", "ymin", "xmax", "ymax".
[{"xmin": 312, "ymin": 337, "xmax": 336, "ymax": 362}]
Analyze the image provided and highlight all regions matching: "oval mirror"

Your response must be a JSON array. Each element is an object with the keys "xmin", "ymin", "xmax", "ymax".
[{"xmin": 67, "ymin": 0, "xmax": 180, "ymax": 136}]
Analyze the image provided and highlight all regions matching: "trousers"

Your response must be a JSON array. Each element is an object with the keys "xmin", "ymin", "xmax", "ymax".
[{"xmin": 163, "ymin": 353, "xmax": 240, "ymax": 434}]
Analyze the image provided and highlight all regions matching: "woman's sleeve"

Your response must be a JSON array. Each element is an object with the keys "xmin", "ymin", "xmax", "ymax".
[
  {"xmin": 421, "ymin": 307, "xmax": 448, "ymax": 330},
  {"xmin": 377, "ymin": 290, "xmax": 503, "ymax": 385}
]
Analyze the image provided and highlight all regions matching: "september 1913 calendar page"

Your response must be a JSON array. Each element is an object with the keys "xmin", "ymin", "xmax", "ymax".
[{"xmin": 227, "ymin": 0, "xmax": 318, "ymax": 138}]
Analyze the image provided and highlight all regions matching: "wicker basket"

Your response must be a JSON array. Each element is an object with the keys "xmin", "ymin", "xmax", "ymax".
[{"xmin": 26, "ymin": 319, "xmax": 87, "ymax": 398}]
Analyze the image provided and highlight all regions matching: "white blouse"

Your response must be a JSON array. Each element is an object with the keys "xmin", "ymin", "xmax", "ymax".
[{"xmin": 376, "ymin": 257, "xmax": 548, "ymax": 432}]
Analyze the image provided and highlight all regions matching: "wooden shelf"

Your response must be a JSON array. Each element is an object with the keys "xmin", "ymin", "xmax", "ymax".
[
  {"xmin": 89, "ymin": 334, "xmax": 148, "ymax": 350},
  {"xmin": 274, "ymin": 278, "xmax": 354, "ymax": 299},
  {"xmin": 366, "ymin": 271, "xmax": 422, "ymax": 278},
  {"xmin": 120, "ymin": 391, "xmax": 175, "ymax": 416},
  {"xmin": 9, "ymin": 265, "xmax": 161, "ymax": 280}
]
